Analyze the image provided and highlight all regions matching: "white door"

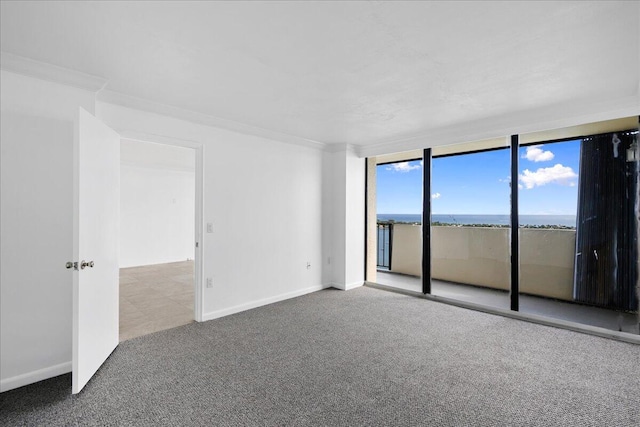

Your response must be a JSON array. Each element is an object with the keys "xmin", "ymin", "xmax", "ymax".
[{"xmin": 72, "ymin": 108, "xmax": 120, "ymax": 394}]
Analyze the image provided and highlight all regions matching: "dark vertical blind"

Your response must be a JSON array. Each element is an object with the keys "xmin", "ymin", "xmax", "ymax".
[{"xmin": 574, "ymin": 131, "xmax": 639, "ymax": 311}]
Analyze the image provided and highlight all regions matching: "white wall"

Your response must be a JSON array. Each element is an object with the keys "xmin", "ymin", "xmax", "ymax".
[
  {"xmin": 344, "ymin": 147, "xmax": 366, "ymax": 288},
  {"xmin": 120, "ymin": 165, "xmax": 195, "ymax": 268},
  {"xmin": 321, "ymin": 151, "xmax": 336, "ymax": 285},
  {"xmin": 120, "ymin": 140, "xmax": 195, "ymax": 268},
  {"xmin": 96, "ymin": 102, "xmax": 328, "ymax": 319},
  {"xmin": 325, "ymin": 145, "xmax": 365, "ymax": 290},
  {"xmin": 0, "ymin": 70, "xmax": 96, "ymax": 391},
  {"xmin": 1, "ymin": 71, "xmax": 330, "ymax": 392}
]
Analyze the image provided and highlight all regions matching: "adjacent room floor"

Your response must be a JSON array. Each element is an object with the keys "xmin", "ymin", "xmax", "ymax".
[
  {"xmin": 119, "ymin": 261, "xmax": 194, "ymax": 341},
  {"xmin": 375, "ymin": 271, "xmax": 640, "ymax": 335}
]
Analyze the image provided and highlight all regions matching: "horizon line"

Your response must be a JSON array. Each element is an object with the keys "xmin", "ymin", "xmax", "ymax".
[{"xmin": 377, "ymin": 213, "xmax": 577, "ymax": 216}]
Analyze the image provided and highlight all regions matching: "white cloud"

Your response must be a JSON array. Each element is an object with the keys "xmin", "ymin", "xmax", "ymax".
[
  {"xmin": 386, "ymin": 161, "xmax": 421, "ymax": 173},
  {"xmin": 431, "ymin": 192, "xmax": 441, "ymax": 199},
  {"xmin": 523, "ymin": 145, "xmax": 554, "ymax": 162},
  {"xmin": 519, "ymin": 164, "xmax": 578, "ymax": 189}
]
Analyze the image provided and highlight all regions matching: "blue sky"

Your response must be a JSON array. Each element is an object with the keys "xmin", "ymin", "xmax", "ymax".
[{"xmin": 376, "ymin": 139, "xmax": 581, "ymax": 215}]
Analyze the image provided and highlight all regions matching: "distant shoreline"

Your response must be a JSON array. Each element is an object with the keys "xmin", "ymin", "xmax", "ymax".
[
  {"xmin": 378, "ymin": 221, "xmax": 575, "ymax": 230},
  {"xmin": 377, "ymin": 214, "xmax": 576, "ymax": 228}
]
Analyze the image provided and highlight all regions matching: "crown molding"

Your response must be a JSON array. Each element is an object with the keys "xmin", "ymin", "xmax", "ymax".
[
  {"xmin": 0, "ymin": 51, "xmax": 107, "ymax": 92},
  {"xmin": 97, "ymin": 89, "xmax": 328, "ymax": 151},
  {"xmin": 0, "ymin": 51, "xmax": 330, "ymax": 151}
]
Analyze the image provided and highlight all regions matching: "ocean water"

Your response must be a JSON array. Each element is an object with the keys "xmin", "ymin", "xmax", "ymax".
[{"xmin": 377, "ymin": 213, "xmax": 576, "ymax": 227}]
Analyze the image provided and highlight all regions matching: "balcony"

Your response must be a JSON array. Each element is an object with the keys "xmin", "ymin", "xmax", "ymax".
[{"xmin": 375, "ymin": 223, "xmax": 639, "ymax": 334}]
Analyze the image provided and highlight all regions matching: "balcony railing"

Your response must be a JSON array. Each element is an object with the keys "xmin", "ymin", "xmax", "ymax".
[{"xmin": 376, "ymin": 222, "xmax": 393, "ymax": 270}]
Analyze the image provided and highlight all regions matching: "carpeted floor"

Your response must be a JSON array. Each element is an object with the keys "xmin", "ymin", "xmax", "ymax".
[{"xmin": 1, "ymin": 286, "xmax": 639, "ymax": 426}]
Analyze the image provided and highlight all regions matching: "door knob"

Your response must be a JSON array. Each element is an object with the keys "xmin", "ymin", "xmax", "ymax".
[{"xmin": 80, "ymin": 260, "xmax": 94, "ymax": 269}]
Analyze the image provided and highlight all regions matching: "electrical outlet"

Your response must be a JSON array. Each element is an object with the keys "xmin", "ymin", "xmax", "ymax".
[
  {"xmin": 207, "ymin": 222, "xmax": 213, "ymax": 233},
  {"xmin": 306, "ymin": 262, "xmax": 311, "ymax": 270},
  {"xmin": 206, "ymin": 277, "xmax": 213, "ymax": 288}
]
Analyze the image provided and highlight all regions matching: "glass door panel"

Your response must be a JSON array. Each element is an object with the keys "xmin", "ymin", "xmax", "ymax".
[
  {"xmin": 430, "ymin": 147, "xmax": 510, "ymax": 310},
  {"xmin": 374, "ymin": 159, "xmax": 423, "ymax": 292},
  {"xmin": 518, "ymin": 134, "xmax": 639, "ymax": 334}
]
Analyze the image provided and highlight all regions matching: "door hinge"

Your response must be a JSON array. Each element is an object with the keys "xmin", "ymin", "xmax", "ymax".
[{"xmin": 195, "ymin": 242, "xmax": 199, "ymax": 248}]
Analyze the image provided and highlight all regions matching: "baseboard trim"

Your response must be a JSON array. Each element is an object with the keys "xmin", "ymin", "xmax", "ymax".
[
  {"xmin": 330, "ymin": 281, "xmax": 364, "ymax": 291},
  {"xmin": 1, "ymin": 361, "xmax": 71, "ymax": 393},
  {"xmin": 202, "ymin": 284, "xmax": 331, "ymax": 322}
]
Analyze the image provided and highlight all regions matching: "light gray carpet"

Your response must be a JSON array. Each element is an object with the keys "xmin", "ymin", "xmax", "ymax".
[{"xmin": 1, "ymin": 287, "xmax": 639, "ymax": 426}]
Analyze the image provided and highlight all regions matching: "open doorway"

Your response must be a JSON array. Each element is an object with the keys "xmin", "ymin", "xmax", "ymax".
[{"xmin": 118, "ymin": 139, "xmax": 197, "ymax": 341}]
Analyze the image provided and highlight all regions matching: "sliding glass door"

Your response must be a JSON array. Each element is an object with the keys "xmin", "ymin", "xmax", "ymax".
[
  {"xmin": 373, "ymin": 158, "xmax": 423, "ymax": 292},
  {"xmin": 516, "ymin": 139, "xmax": 582, "ymax": 319},
  {"xmin": 518, "ymin": 133, "xmax": 639, "ymax": 333},
  {"xmin": 430, "ymin": 146, "xmax": 511, "ymax": 310},
  {"xmin": 365, "ymin": 116, "xmax": 639, "ymax": 337}
]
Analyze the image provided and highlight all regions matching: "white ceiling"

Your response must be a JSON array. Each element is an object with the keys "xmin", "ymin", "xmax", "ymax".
[{"xmin": 1, "ymin": 1, "xmax": 638, "ymax": 151}]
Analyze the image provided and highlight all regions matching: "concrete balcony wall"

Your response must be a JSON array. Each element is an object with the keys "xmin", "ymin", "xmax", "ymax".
[
  {"xmin": 431, "ymin": 226, "xmax": 511, "ymax": 291},
  {"xmin": 391, "ymin": 224, "xmax": 422, "ymax": 277},
  {"xmin": 388, "ymin": 225, "xmax": 576, "ymax": 302},
  {"xmin": 519, "ymin": 229, "xmax": 575, "ymax": 301}
]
